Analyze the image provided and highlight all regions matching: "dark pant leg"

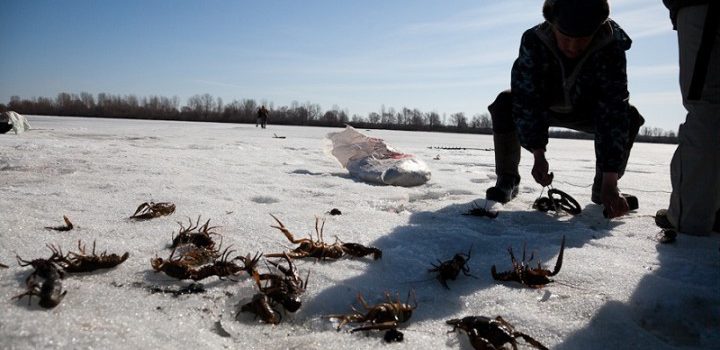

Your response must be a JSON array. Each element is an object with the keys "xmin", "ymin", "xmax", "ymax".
[
  {"xmin": 489, "ymin": 90, "xmax": 515, "ymax": 134},
  {"xmin": 488, "ymin": 90, "xmax": 521, "ymax": 179}
]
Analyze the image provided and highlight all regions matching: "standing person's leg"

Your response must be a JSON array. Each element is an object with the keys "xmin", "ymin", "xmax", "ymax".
[
  {"xmin": 666, "ymin": 4, "xmax": 720, "ymax": 234},
  {"xmin": 486, "ymin": 90, "xmax": 521, "ymax": 203}
]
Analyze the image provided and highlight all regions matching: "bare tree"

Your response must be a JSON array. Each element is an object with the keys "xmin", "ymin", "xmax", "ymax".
[{"xmin": 450, "ymin": 112, "xmax": 468, "ymax": 129}]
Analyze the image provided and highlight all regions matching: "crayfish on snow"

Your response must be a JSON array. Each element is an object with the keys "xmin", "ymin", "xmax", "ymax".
[
  {"xmin": 491, "ymin": 236, "xmax": 565, "ymax": 288},
  {"xmin": 14, "ymin": 253, "xmax": 67, "ymax": 308},
  {"xmin": 151, "ymin": 246, "xmax": 258, "ymax": 281},
  {"xmin": 325, "ymin": 290, "xmax": 417, "ymax": 335},
  {"xmin": 237, "ymin": 292, "xmax": 282, "ymax": 325},
  {"xmin": 266, "ymin": 214, "xmax": 381, "ymax": 260},
  {"xmin": 129, "ymin": 201, "xmax": 176, "ymax": 220},
  {"xmin": 429, "ymin": 246, "xmax": 477, "ymax": 289},
  {"xmin": 253, "ymin": 253, "xmax": 308, "ymax": 313},
  {"xmin": 45, "ymin": 215, "xmax": 74, "ymax": 231},
  {"xmin": 169, "ymin": 216, "xmax": 221, "ymax": 250},
  {"xmin": 446, "ymin": 315, "xmax": 548, "ymax": 350},
  {"xmin": 48, "ymin": 240, "xmax": 129, "ymax": 273}
]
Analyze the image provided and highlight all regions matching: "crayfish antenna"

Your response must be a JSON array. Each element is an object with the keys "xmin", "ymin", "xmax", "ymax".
[
  {"xmin": 550, "ymin": 235, "xmax": 565, "ymax": 276},
  {"xmin": 408, "ymin": 288, "xmax": 418, "ymax": 308},
  {"xmin": 516, "ymin": 333, "xmax": 549, "ymax": 350}
]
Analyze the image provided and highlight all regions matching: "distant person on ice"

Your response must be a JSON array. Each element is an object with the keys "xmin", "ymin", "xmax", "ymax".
[
  {"xmin": 485, "ymin": 0, "xmax": 644, "ymax": 218},
  {"xmin": 655, "ymin": 0, "xmax": 720, "ymax": 235},
  {"xmin": 257, "ymin": 105, "xmax": 269, "ymax": 129}
]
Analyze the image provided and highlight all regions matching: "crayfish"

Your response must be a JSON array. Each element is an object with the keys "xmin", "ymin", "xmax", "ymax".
[
  {"xmin": 45, "ymin": 215, "xmax": 74, "ymax": 231},
  {"xmin": 48, "ymin": 240, "xmax": 129, "ymax": 273},
  {"xmin": 129, "ymin": 201, "xmax": 176, "ymax": 220},
  {"xmin": 192, "ymin": 248, "xmax": 261, "ymax": 281},
  {"xmin": 491, "ymin": 236, "xmax": 565, "ymax": 288},
  {"xmin": 253, "ymin": 253, "xmax": 308, "ymax": 313},
  {"xmin": 237, "ymin": 292, "xmax": 282, "ymax": 325},
  {"xmin": 462, "ymin": 202, "xmax": 498, "ymax": 219},
  {"xmin": 326, "ymin": 290, "xmax": 417, "ymax": 335},
  {"xmin": 266, "ymin": 214, "xmax": 381, "ymax": 260},
  {"xmin": 14, "ymin": 254, "xmax": 67, "ymax": 308},
  {"xmin": 429, "ymin": 246, "xmax": 477, "ymax": 289},
  {"xmin": 151, "ymin": 246, "xmax": 258, "ymax": 281},
  {"xmin": 446, "ymin": 316, "xmax": 548, "ymax": 350},
  {"xmin": 170, "ymin": 216, "xmax": 221, "ymax": 251}
]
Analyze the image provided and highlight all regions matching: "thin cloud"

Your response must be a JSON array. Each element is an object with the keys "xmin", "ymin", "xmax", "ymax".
[
  {"xmin": 400, "ymin": 3, "xmax": 540, "ymax": 35},
  {"xmin": 628, "ymin": 64, "xmax": 678, "ymax": 78},
  {"xmin": 612, "ymin": 4, "xmax": 673, "ymax": 39}
]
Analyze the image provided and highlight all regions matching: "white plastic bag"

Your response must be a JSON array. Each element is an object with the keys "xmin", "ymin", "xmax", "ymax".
[
  {"xmin": 326, "ymin": 126, "xmax": 431, "ymax": 187},
  {"xmin": 0, "ymin": 111, "xmax": 31, "ymax": 134}
]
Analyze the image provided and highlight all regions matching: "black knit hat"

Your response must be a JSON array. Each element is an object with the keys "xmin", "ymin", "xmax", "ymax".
[{"xmin": 543, "ymin": 0, "xmax": 609, "ymax": 37}]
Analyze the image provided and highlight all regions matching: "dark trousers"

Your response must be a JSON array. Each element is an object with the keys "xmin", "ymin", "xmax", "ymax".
[{"xmin": 488, "ymin": 90, "xmax": 644, "ymax": 183}]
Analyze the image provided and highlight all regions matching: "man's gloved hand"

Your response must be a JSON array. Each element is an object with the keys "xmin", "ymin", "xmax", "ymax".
[
  {"xmin": 601, "ymin": 172, "xmax": 629, "ymax": 218},
  {"xmin": 531, "ymin": 149, "xmax": 554, "ymax": 186}
]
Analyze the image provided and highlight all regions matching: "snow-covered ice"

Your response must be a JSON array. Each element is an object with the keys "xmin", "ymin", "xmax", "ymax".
[{"xmin": 0, "ymin": 115, "xmax": 718, "ymax": 349}]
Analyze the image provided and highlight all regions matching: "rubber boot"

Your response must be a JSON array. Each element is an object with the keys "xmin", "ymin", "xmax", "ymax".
[
  {"xmin": 486, "ymin": 131, "xmax": 521, "ymax": 203},
  {"xmin": 487, "ymin": 175, "xmax": 520, "ymax": 203}
]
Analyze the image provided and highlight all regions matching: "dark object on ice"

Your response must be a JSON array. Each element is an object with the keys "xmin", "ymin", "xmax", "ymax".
[
  {"xmin": 45, "ymin": 215, "xmax": 74, "ymax": 231},
  {"xmin": 49, "ymin": 240, "xmax": 129, "ymax": 273},
  {"xmin": 177, "ymin": 283, "xmax": 206, "ymax": 295},
  {"xmin": 654, "ymin": 209, "xmax": 673, "ymax": 229},
  {"xmin": 149, "ymin": 282, "xmax": 206, "ymax": 297},
  {"xmin": 267, "ymin": 214, "xmax": 381, "ymax": 260},
  {"xmin": 656, "ymin": 229, "xmax": 677, "ymax": 244},
  {"xmin": 602, "ymin": 194, "xmax": 639, "ymax": 218},
  {"xmin": 491, "ymin": 236, "xmax": 565, "ymax": 288},
  {"xmin": 329, "ymin": 208, "xmax": 342, "ymax": 215},
  {"xmin": 130, "ymin": 202, "xmax": 176, "ymax": 220},
  {"xmin": 486, "ymin": 175, "xmax": 520, "ymax": 204},
  {"xmin": 325, "ymin": 290, "xmax": 416, "ymax": 333},
  {"xmin": 254, "ymin": 253, "xmax": 307, "ymax": 313},
  {"xmin": 0, "ymin": 261, "xmax": 8, "ymax": 268},
  {"xmin": 170, "ymin": 216, "xmax": 219, "ymax": 250},
  {"xmin": 14, "ymin": 254, "xmax": 67, "ymax": 308},
  {"xmin": 273, "ymin": 133, "xmax": 286, "ymax": 139},
  {"xmin": 533, "ymin": 188, "xmax": 581, "ymax": 215},
  {"xmin": 384, "ymin": 328, "xmax": 404, "ymax": 342},
  {"xmin": 238, "ymin": 292, "xmax": 282, "ymax": 325},
  {"xmin": 428, "ymin": 247, "xmax": 477, "ymax": 289},
  {"xmin": 446, "ymin": 315, "xmax": 548, "ymax": 350},
  {"xmin": 463, "ymin": 202, "xmax": 498, "ymax": 218},
  {"xmin": 0, "ymin": 122, "xmax": 11, "ymax": 134}
]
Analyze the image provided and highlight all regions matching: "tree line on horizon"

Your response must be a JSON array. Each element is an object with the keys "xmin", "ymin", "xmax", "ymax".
[{"xmin": 1, "ymin": 92, "xmax": 677, "ymax": 143}]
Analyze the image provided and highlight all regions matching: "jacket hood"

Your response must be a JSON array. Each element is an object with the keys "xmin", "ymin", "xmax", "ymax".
[{"xmin": 607, "ymin": 19, "xmax": 632, "ymax": 51}]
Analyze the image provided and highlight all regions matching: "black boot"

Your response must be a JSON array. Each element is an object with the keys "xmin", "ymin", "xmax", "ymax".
[{"xmin": 486, "ymin": 175, "xmax": 520, "ymax": 203}]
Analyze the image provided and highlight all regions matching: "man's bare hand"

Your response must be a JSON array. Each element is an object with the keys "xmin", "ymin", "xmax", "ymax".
[
  {"xmin": 531, "ymin": 149, "xmax": 553, "ymax": 186},
  {"xmin": 601, "ymin": 172, "xmax": 629, "ymax": 218}
]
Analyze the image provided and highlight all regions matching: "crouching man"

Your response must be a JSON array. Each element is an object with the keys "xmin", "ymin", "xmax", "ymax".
[{"xmin": 486, "ymin": 0, "xmax": 644, "ymax": 218}]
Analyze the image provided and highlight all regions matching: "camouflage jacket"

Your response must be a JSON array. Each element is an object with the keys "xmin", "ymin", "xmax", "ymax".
[{"xmin": 511, "ymin": 19, "xmax": 632, "ymax": 172}]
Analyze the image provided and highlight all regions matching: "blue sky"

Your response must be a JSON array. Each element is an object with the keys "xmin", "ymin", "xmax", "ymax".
[{"xmin": 0, "ymin": 0, "xmax": 681, "ymax": 131}]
